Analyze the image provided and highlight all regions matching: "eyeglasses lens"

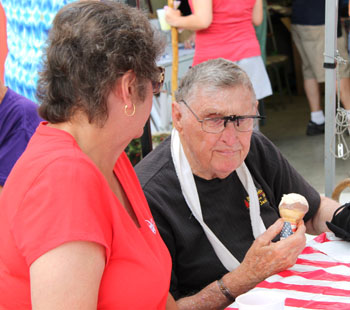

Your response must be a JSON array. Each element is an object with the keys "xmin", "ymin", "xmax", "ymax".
[
  {"xmin": 235, "ymin": 118, "xmax": 254, "ymax": 132},
  {"xmin": 202, "ymin": 117, "xmax": 255, "ymax": 133}
]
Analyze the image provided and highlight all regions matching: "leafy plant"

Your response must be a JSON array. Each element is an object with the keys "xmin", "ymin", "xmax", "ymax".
[{"xmin": 125, "ymin": 132, "xmax": 170, "ymax": 166}]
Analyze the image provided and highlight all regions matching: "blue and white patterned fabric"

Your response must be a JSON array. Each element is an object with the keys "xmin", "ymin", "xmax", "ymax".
[{"xmin": 1, "ymin": 0, "xmax": 74, "ymax": 103}]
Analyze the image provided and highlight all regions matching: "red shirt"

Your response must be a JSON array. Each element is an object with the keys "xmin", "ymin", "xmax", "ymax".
[
  {"xmin": 189, "ymin": 0, "xmax": 261, "ymax": 65},
  {"xmin": 0, "ymin": 123, "xmax": 171, "ymax": 309}
]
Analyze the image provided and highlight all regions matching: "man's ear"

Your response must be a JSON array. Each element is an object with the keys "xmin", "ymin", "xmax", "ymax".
[
  {"xmin": 255, "ymin": 100, "xmax": 259, "ymax": 111},
  {"xmin": 172, "ymin": 101, "xmax": 184, "ymax": 133}
]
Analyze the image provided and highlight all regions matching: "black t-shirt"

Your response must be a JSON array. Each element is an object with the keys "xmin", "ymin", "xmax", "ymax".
[
  {"xmin": 291, "ymin": 0, "xmax": 342, "ymax": 37},
  {"xmin": 135, "ymin": 131, "xmax": 320, "ymax": 299},
  {"xmin": 292, "ymin": 0, "xmax": 325, "ymax": 25},
  {"xmin": 195, "ymin": 171, "xmax": 280, "ymax": 264},
  {"xmin": 179, "ymin": 0, "xmax": 191, "ymax": 16}
]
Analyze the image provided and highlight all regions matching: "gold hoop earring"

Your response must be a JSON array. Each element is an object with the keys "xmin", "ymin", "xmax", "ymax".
[{"xmin": 124, "ymin": 104, "xmax": 136, "ymax": 117}]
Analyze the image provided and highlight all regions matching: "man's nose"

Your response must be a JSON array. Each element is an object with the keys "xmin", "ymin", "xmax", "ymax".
[{"xmin": 221, "ymin": 121, "xmax": 239, "ymax": 144}]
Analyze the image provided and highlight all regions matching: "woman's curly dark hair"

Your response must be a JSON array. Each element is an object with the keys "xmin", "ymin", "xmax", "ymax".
[{"xmin": 37, "ymin": 0, "xmax": 164, "ymax": 125}]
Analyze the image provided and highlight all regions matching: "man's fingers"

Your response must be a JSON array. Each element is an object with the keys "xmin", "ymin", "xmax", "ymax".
[
  {"xmin": 277, "ymin": 221, "xmax": 306, "ymax": 260},
  {"xmin": 242, "ymin": 220, "xmax": 307, "ymax": 282},
  {"xmin": 256, "ymin": 218, "xmax": 284, "ymax": 245},
  {"xmin": 294, "ymin": 220, "xmax": 306, "ymax": 235}
]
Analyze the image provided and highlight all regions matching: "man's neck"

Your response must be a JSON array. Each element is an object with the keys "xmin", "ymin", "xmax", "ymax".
[{"xmin": 0, "ymin": 83, "xmax": 8, "ymax": 103}]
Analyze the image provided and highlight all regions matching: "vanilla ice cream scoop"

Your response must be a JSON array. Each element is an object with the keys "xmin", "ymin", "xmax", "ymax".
[{"xmin": 279, "ymin": 193, "xmax": 309, "ymax": 239}]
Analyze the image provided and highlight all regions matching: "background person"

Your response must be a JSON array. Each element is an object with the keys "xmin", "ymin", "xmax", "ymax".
[
  {"xmin": 291, "ymin": 0, "xmax": 350, "ymax": 135},
  {"xmin": 164, "ymin": 0, "xmax": 272, "ymax": 103},
  {"xmin": 0, "ymin": 2, "xmax": 177, "ymax": 309},
  {"xmin": 0, "ymin": 79, "xmax": 42, "ymax": 194},
  {"xmin": 135, "ymin": 58, "xmax": 340, "ymax": 310}
]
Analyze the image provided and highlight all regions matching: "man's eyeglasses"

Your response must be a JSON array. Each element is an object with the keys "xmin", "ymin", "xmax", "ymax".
[
  {"xmin": 152, "ymin": 66, "xmax": 165, "ymax": 94},
  {"xmin": 180, "ymin": 100, "xmax": 265, "ymax": 133}
]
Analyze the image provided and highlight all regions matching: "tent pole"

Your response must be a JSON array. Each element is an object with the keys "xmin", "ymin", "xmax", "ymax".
[{"xmin": 324, "ymin": 0, "xmax": 338, "ymax": 197}]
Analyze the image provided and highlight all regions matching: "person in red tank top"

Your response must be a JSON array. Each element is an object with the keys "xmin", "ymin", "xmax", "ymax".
[{"xmin": 165, "ymin": 0, "xmax": 272, "ymax": 101}]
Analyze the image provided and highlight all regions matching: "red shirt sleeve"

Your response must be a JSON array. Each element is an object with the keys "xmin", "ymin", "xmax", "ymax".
[{"xmin": 11, "ymin": 157, "xmax": 113, "ymax": 266}]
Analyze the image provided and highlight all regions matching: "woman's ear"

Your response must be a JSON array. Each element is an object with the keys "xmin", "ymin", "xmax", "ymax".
[{"xmin": 119, "ymin": 70, "xmax": 137, "ymax": 108}]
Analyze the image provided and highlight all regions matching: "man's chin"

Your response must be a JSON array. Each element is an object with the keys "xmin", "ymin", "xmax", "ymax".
[{"xmin": 213, "ymin": 165, "xmax": 239, "ymax": 179}]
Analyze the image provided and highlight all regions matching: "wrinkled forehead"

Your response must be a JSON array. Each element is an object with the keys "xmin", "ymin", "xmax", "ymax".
[{"xmin": 188, "ymin": 84, "xmax": 256, "ymax": 115}]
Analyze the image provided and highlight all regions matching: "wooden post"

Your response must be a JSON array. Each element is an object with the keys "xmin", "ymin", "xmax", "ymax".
[{"xmin": 168, "ymin": 0, "xmax": 178, "ymax": 101}]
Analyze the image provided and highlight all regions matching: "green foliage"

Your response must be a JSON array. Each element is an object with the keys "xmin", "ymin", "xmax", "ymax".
[
  {"xmin": 125, "ymin": 138, "xmax": 142, "ymax": 166},
  {"xmin": 125, "ymin": 132, "xmax": 170, "ymax": 166}
]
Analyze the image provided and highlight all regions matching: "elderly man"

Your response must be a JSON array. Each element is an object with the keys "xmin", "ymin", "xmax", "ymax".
[{"xmin": 135, "ymin": 58, "xmax": 339, "ymax": 310}]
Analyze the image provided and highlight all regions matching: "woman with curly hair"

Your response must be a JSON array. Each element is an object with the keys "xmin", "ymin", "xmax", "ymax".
[{"xmin": 0, "ymin": 1, "xmax": 177, "ymax": 309}]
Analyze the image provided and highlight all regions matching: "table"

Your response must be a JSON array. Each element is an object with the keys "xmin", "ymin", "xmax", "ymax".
[{"xmin": 227, "ymin": 232, "xmax": 350, "ymax": 309}]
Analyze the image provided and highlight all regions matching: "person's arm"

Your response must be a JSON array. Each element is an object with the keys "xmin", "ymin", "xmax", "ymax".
[
  {"xmin": 175, "ymin": 219, "xmax": 306, "ymax": 310},
  {"xmin": 30, "ymin": 241, "xmax": 105, "ymax": 310},
  {"xmin": 305, "ymin": 195, "xmax": 340, "ymax": 235},
  {"xmin": 252, "ymin": 0, "xmax": 263, "ymax": 26},
  {"xmin": 165, "ymin": 0, "xmax": 212, "ymax": 31},
  {"xmin": 166, "ymin": 293, "xmax": 179, "ymax": 310}
]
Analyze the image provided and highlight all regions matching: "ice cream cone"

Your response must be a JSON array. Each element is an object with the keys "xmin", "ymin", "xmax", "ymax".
[{"xmin": 279, "ymin": 193, "xmax": 309, "ymax": 239}]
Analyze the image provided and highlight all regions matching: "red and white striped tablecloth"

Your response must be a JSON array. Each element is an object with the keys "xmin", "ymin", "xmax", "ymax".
[{"xmin": 227, "ymin": 232, "xmax": 350, "ymax": 310}]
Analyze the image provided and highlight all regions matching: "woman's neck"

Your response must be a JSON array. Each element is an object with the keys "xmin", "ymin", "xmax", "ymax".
[{"xmin": 48, "ymin": 117, "xmax": 124, "ymax": 175}]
